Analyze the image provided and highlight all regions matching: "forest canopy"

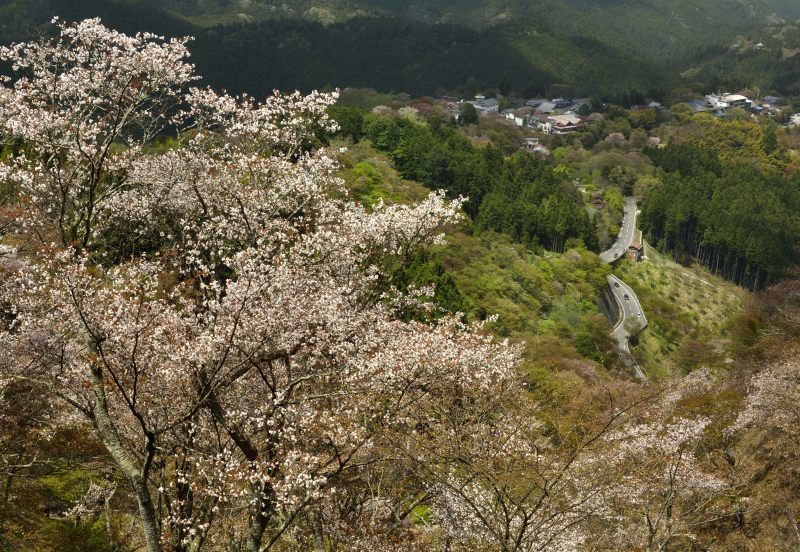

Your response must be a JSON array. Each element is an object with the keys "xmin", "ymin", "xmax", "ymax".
[
  {"xmin": 333, "ymin": 110, "xmax": 598, "ymax": 252},
  {"xmin": 641, "ymin": 140, "xmax": 800, "ymax": 289}
]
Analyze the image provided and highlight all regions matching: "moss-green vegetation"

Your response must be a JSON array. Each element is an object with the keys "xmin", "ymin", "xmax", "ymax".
[
  {"xmin": 337, "ymin": 142, "xmax": 621, "ymax": 382},
  {"xmin": 39, "ymin": 469, "xmax": 95, "ymax": 502},
  {"xmin": 433, "ymin": 232, "xmax": 616, "ymax": 370},
  {"xmin": 337, "ymin": 141, "xmax": 430, "ymax": 207},
  {"xmin": 412, "ymin": 504, "xmax": 433, "ymax": 525},
  {"xmin": 615, "ymin": 243, "xmax": 746, "ymax": 377},
  {"xmin": 336, "ymin": 111, "xmax": 599, "ymax": 252}
]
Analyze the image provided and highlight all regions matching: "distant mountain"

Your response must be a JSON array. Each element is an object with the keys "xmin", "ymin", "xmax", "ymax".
[
  {"xmin": 0, "ymin": 0, "xmax": 670, "ymax": 98},
  {"xmin": 680, "ymin": 17, "xmax": 800, "ymax": 97},
  {"xmin": 151, "ymin": 0, "xmax": 800, "ymax": 60},
  {"xmin": 0, "ymin": 0, "xmax": 195, "ymax": 41},
  {"xmin": 0, "ymin": 0, "xmax": 797, "ymax": 98}
]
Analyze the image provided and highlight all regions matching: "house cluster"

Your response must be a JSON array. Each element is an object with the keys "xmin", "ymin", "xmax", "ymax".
[
  {"xmin": 499, "ymin": 97, "xmax": 598, "ymax": 135},
  {"xmin": 429, "ymin": 94, "xmax": 607, "ymax": 152},
  {"xmin": 683, "ymin": 92, "xmax": 783, "ymax": 117}
]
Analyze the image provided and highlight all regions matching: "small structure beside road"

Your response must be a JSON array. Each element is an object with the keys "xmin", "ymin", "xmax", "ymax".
[{"xmin": 627, "ymin": 242, "xmax": 643, "ymax": 262}]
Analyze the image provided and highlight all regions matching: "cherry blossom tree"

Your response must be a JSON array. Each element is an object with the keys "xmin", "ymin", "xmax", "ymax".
[
  {"xmin": 0, "ymin": 16, "xmax": 747, "ymax": 552},
  {"xmin": 592, "ymin": 371, "xmax": 738, "ymax": 551},
  {"xmin": 0, "ymin": 18, "xmax": 195, "ymax": 252},
  {"xmin": 728, "ymin": 348, "xmax": 800, "ymax": 547},
  {"xmin": 412, "ymin": 383, "xmax": 659, "ymax": 552},
  {"xmin": 598, "ymin": 416, "xmax": 731, "ymax": 550},
  {"xmin": 0, "ymin": 18, "xmax": 522, "ymax": 552},
  {"xmin": 733, "ymin": 352, "xmax": 800, "ymax": 437}
]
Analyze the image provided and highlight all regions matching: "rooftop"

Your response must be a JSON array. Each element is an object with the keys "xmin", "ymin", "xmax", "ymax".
[{"xmin": 723, "ymin": 94, "xmax": 749, "ymax": 102}]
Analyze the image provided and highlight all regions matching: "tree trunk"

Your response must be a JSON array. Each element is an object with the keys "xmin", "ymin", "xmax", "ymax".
[
  {"xmin": 0, "ymin": 463, "xmax": 16, "ymax": 539},
  {"xmin": 246, "ymin": 492, "xmax": 268, "ymax": 552},
  {"xmin": 89, "ymin": 366, "xmax": 161, "ymax": 552},
  {"xmin": 313, "ymin": 509, "xmax": 326, "ymax": 552}
]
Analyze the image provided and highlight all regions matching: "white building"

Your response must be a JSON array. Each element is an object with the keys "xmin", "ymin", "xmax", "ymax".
[
  {"xmin": 503, "ymin": 109, "xmax": 525, "ymax": 126},
  {"xmin": 523, "ymin": 137, "xmax": 541, "ymax": 149},
  {"xmin": 470, "ymin": 95, "xmax": 499, "ymax": 114},
  {"xmin": 705, "ymin": 93, "xmax": 752, "ymax": 112},
  {"xmin": 723, "ymin": 94, "xmax": 752, "ymax": 109}
]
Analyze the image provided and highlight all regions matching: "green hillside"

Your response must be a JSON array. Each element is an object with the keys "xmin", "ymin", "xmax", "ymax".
[
  {"xmin": 681, "ymin": 19, "xmax": 800, "ymax": 96},
  {"xmin": 152, "ymin": 0, "xmax": 800, "ymax": 59},
  {"xmin": 0, "ymin": 1, "xmax": 670, "ymax": 98},
  {"xmin": 2, "ymin": 0, "xmax": 800, "ymax": 102},
  {"xmin": 337, "ymin": 141, "xmax": 620, "ymax": 377}
]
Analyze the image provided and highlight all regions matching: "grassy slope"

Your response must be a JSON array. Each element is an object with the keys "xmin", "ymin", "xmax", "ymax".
[{"xmin": 615, "ymin": 241, "xmax": 747, "ymax": 378}]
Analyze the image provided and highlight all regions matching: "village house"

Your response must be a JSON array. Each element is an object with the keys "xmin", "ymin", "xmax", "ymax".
[
  {"xmin": 723, "ymin": 94, "xmax": 752, "ymax": 109},
  {"xmin": 523, "ymin": 136, "xmax": 540, "ymax": 149},
  {"xmin": 502, "ymin": 109, "xmax": 524, "ymax": 126},
  {"xmin": 627, "ymin": 242, "xmax": 644, "ymax": 262},
  {"xmin": 529, "ymin": 114, "xmax": 552, "ymax": 133},
  {"xmin": 513, "ymin": 107, "xmax": 537, "ymax": 127},
  {"xmin": 705, "ymin": 93, "xmax": 753, "ymax": 113},
  {"xmin": 534, "ymin": 101, "xmax": 557, "ymax": 115},
  {"xmin": 571, "ymin": 98, "xmax": 591, "ymax": 111},
  {"xmin": 547, "ymin": 113, "xmax": 583, "ymax": 134},
  {"xmin": 525, "ymin": 98, "xmax": 548, "ymax": 108},
  {"xmin": 470, "ymin": 95, "xmax": 500, "ymax": 114},
  {"xmin": 503, "ymin": 106, "xmax": 537, "ymax": 127},
  {"xmin": 683, "ymin": 99, "xmax": 710, "ymax": 113}
]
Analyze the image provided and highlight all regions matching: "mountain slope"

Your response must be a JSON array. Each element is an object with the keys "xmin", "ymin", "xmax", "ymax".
[
  {"xmin": 190, "ymin": 16, "xmax": 668, "ymax": 97},
  {"xmin": 1, "ymin": 0, "xmax": 797, "ymax": 98},
  {"xmin": 152, "ymin": 0, "xmax": 800, "ymax": 59},
  {"xmin": 0, "ymin": 2, "xmax": 669, "ymax": 98}
]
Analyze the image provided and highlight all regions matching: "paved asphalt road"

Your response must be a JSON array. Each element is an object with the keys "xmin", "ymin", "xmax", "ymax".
[
  {"xmin": 606, "ymin": 274, "xmax": 647, "ymax": 380},
  {"xmin": 599, "ymin": 197, "xmax": 639, "ymax": 264},
  {"xmin": 598, "ymin": 198, "xmax": 648, "ymax": 380}
]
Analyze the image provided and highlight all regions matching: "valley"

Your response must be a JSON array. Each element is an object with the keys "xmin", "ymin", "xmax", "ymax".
[{"xmin": 1, "ymin": 7, "xmax": 800, "ymax": 552}]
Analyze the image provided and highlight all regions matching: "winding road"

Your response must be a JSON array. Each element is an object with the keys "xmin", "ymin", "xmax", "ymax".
[
  {"xmin": 600, "ymin": 198, "xmax": 639, "ymax": 263},
  {"xmin": 600, "ymin": 198, "xmax": 647, "ymax": 380}
]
